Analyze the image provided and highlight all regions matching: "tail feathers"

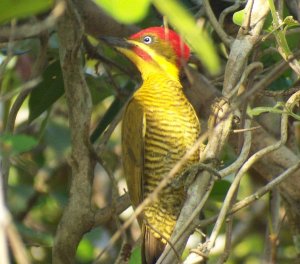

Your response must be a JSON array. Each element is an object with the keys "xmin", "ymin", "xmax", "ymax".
[{"xmin": 142, "ymin": 225, "xmax": 166, "ymax": 264}]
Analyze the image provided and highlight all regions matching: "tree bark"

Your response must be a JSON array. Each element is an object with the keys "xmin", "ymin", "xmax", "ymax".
[{"xmin": 52, "ymin": 1, "xmax": 95, "ymax": 263}]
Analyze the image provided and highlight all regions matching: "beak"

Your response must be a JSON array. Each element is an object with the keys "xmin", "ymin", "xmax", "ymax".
[
  {"xmin": 99, "ymin": 37, "xmax": 142, "ymax": 71},
  {"xmin": 99, "ymin": 36, "xmax": 134, "ymax": 49}
]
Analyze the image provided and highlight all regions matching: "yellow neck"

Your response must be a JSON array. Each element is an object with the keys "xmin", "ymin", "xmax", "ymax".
[
  {"xmin": 138, "ymin": 61, "xmax": 179, "ymax": 82},
  {"xmin": 117, "ymin": 41, "xmax": 180, "ymax": 82}
]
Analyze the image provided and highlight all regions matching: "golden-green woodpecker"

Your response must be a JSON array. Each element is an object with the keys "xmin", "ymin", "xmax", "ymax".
[{"xmin": 104, "ymin": 27, "xmax": 201, "ymax": 264}]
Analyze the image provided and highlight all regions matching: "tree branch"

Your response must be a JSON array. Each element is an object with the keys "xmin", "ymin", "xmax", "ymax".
[
  {"xmin": 203, "ymin": 0, "xmax": 233, "ymax": 47},
  {"xmin": 184, "ymin": 88, "xmax": 300, "ymax": 263},
  {"xmin": 52, "ymin": 1, "xmax": 95, "ymax": 263},
  {"xmin": 157, "ymin": 1, "xmax": 270, "ymax": 263},
  {"xmin": 187, "ymin": 65, "xmax": 300, "ymax": 237},
  {"xmin": 197, "ymin": 161, "xmax": 300, "ymax": 228}
]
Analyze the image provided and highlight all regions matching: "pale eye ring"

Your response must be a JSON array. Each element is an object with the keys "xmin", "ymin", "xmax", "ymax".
[{"xmin": 143, "ymin": 36, "xmax": 152, "ymax": 44}]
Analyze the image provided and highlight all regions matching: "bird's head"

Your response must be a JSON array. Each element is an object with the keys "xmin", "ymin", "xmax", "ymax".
[{"xmin": 102, "ymin": 27, "xmax": 190, "ymax": 80}]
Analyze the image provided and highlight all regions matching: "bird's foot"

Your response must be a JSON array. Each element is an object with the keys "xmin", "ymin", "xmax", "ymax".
[
  {"xmin": 212, "ymin": 97, "xmax": 230, "ymax": 117},
  {"xmin": 171, "ymin": 160, "xmax": 221, "ymax": 190},
  {"xmin": 185, "ymin": 161, "xmax": 222, "ymax": 187},
  {"xmin": 208, "ymin": 97, "xmax": 231, "ymax": 131}
]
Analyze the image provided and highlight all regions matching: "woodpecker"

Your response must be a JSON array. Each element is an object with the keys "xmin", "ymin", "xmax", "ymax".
[{"xmin": 103, "ymin": 27, "xmax": 201, "ymax": 264}]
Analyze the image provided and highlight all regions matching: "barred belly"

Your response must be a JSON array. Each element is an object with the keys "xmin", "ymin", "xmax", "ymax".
[{"xmin": 135, "ymin": 75, "xmax": 200, "ymax": 241}]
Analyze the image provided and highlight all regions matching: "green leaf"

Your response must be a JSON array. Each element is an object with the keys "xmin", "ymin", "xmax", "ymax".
[
  {"xmin": 76, "ymin": 238, "xmax": 94, "ymax": 262},
  {"xmin": 95, "ymin": 0, "xmax": 150, "ymax": 24},
  {"xmin": 210, "ymin": 180, "xmax": 231, "ymax": 202},
  {"xmin": 0, "ymin": 0, "xmax": 53, "ymax": 25},
  {"xmin": 85, "ymin": 74, "xmax": 114, "ymax": 105},
  {"xmin": 44, "ymin": 121, "xmax": 71, "ymax": 158},
  {"xmin": 232, "ymin": 9, "xmax": 245, "ymax": 26},
  {"xmin": 152, "ymin": 0, "xmax": 220, "ymax": 74},
  {"xmin": 90, "ymin": 79, "xmax": 135, "ymax": 143},
  {"xmin": 28, "ymin": 61, "xmax": 64, "ymax": 123},
  {"xmin": 129, "ymin": 246, "xmax": 142, "ymax": 264},
  {"xmin": 267, "ymin": 74, "xmax": 293, "ymax": 91},
  {"xmin": 90, "ymin": 97, "xmax": 124, "ymax": 143},
  {"xmin": 0, "ymin": 134, "xmax": 37, "ymax": 156}
]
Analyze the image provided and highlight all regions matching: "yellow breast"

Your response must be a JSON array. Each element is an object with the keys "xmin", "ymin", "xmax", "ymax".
[{"xmin": 134, "ymin": 73, "xmax": 200, "ymax": 241}]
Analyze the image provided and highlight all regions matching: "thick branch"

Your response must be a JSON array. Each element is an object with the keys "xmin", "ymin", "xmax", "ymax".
[
  {"xmin": 187, "ymin": 68, "xmax": 300, "ymax": 249},
  {"xmin": 52, "ymin": 1, "xmax": 95, "ymax": 263},
  {"xmin": 198, "ymin": 162, "xmax": 300, "ymax": 228},
  {"xmin": 223, "ymin": 0, "xmax": 269, "ymax": 94},
  {"xmin": 158, "ymin": 2, "xmax": 270, "ymax": 263}
]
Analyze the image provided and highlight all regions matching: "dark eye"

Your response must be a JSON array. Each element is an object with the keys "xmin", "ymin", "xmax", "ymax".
[{"xmin": 143, "ymin": 36, "xmax": 152, "ymax": 44}]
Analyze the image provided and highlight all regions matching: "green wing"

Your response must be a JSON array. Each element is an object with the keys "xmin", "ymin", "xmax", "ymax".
[{"xmin": 121, "ymin": 98, "xmax": 145, "ymax": 209}]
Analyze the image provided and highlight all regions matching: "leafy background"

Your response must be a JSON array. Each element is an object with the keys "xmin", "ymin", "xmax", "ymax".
[{"xmin": 0, "ymin": 0, "xmax": 300, "ymax": 263}]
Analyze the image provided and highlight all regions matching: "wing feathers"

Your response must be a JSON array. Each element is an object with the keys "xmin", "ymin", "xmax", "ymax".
[{"xmin": 121, "ymin": 99, "xmax": 145, "ymax": 209}]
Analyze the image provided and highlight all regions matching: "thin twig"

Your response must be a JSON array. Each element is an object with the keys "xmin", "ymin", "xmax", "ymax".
[
  {"xmin": 0, "ymin": 160, "xmax": 30, "ymax": 264},
  {"xmin": 231, "ymin": 163, "xmax": 300, "ymax": 217},
  {"xmin": 216, "ymin": 213, "xmax": 233, "ymax": 264},
  {"xmin": 242, "ymin": 0, "xmax": 254, "ymax": 34},
  {"xmin": 203, "ymin": 0, "xmax": 233, "ymax": 47},
  {"xmin": 219, "ymin": 119, "xmax": 252, "ymax": 178},
  {"xmin": 233, "ymin": 125, "xmax": 260, "ymax": 133},
  {"xmin": 227, "ymin": 61, "xmax": 264, "ymax": 99},
  {"xmin": 267, "ymin": 0, "xmax": 300, "ymax": 76},
  {"xmin": 197, "ymin": 161, "xmax": 300, "ymax": 228},
  {"xmin": 218, "ymin": 2, "xmax": 241, "ymax": 30},
  {"xmin": 260, "ymin": 86, "xmax": 300, "ymax": 97},
  {"xmin": 263, "ymin": 187, "xmax": 280, "ymax": 264},
  {"xmin": 205, "ymin": 90, "xmax": 298, "ymax": 253},
  {"xmin": 0, "ymin": 78, "xmax": 41, "ymax": 102},
  {"xmin": 0, "ymin": 161, "xmax": 10, "ymax": 264},
  {"xmin": 237, "ymin": 50, "xmax": 300, "ymax": 104},
  {"xmin": 6, "ymin": 220, "xmax": 30, "ymax": 264}
]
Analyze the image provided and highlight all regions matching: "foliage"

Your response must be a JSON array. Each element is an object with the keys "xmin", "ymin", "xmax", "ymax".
[
  {"xmin": 0, "ymin": 0, "xmax": 53, "ymax": 25},
  {"xmin": 28, "ymin": 61, "xmax": 64, "ymax": 123},
  {"xmin": 1, "ymin": 0, "xmax": 300, "ymax": 264},
  {"xmin": 95, "ymin": 0, "xmax": 151, "ymax": 24},
  {"xmin": 0, "ymin": 134, "xmax": 37, "ymax": 156}
]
